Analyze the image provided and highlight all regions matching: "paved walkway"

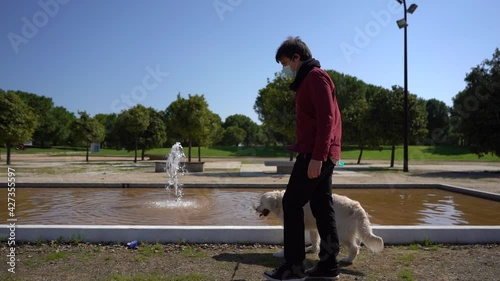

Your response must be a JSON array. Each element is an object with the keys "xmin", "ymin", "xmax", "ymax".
[{"xmin": 2, "ymin": 154, "xmax": 499, "ymax": 194}]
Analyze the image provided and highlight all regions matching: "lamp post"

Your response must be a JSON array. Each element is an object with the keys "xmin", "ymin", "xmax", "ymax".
[{"xmin": 396, "ymin": 0, "xmax": 417, "ymax": 172}]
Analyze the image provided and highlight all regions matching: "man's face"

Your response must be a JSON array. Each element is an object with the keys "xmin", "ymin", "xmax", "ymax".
[{"xmin": 279, "ymin": 55, "xmax": 300, "ymax": 73}]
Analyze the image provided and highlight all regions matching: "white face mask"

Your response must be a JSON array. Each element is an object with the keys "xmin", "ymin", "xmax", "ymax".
[{"xmin": 282, "ymin": 65, "xmax": 295, "ymax": 79}]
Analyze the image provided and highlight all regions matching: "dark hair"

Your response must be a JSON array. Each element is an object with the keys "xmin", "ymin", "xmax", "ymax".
[{"xmin": 275, "ymin": 36, "xmax": 312, "ymax": 63}]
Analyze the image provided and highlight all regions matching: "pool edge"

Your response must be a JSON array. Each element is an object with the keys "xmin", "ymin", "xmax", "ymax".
[
  {"xmin": 2, "ymin": 183, "xmax": 499, "ymax": 245},
  {"xmin": 1, "ymin": 225, "xmax": 499, "ymax": 245}
]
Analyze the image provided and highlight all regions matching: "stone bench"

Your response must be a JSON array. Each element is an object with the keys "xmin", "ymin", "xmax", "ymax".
[
  {"xmin": 154, "ymin": 161, "xmax": 166, "ymax": 172},
  {"xmin": 153, "ymin": 161, "xmax": 205, "ymax": 173},
  {"xmin": 148, "ymin": 154, "xmax": 167, "ymax": 160},
  {"xmin": 264, "ymin": 160, "xmax": 294, "ymax": 174}
]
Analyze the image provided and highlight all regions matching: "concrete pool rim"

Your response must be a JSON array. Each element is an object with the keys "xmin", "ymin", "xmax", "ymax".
[
  {"xmin": 2, "ymin": 183, "xmax": 499, "ymax": 245},
  {"xmin": 9, "ymin": 182, "xmax": 500, "ymax": 202}
]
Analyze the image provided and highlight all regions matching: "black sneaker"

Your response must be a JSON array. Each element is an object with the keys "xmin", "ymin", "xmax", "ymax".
[
  {"xmin": 305, "ymin": 263, "xmax": 340, "ymax": 280},
  {"xmin": 264, "ymin": 263, "xmax": 306, "ymax": 281}
]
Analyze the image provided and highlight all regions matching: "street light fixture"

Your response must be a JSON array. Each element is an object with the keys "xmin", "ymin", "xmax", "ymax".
[
  {"xmin": 407, "ymin": 4, "xmax": 418, "ymax": 14},
  {"xmin": 396, "ymin": 0, "xmax": 417, "ymax": 172},
  {"xmin": 396, "ymin": 19, "xmax": 407, "ymax": 29}
]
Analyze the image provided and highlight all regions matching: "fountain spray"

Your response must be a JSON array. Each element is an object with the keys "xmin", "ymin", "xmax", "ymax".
[{"xmin": 166, "ymin": 142, "xmax": 186, "ymax": 199}]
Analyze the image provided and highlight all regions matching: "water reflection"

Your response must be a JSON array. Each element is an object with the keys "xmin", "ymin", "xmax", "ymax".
[
  {"xmin": 419, "ymin": 195, "xmax": 467, "ymax": 225},
  {"xmin": 340, "ymin": 189, "xmax": 500, "ymax": 226},
  {"xmin": 1, "ymin": 188, "xmax": 499, "ymax": 226}
]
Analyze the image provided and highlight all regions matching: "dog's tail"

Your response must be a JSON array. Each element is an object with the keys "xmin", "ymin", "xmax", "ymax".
[{"xmin": 356, "ymin": 215, "xmax": 384, "ymax": 253}]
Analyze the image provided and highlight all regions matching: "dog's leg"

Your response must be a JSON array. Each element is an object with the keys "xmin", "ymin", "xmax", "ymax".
[
  {"xmin": 305, "ymin": 230, "xmax": 320, "ymax": 253},
  {"xmin": 339, "ymin": 238, "xmax": 359, "ymax": 265}
]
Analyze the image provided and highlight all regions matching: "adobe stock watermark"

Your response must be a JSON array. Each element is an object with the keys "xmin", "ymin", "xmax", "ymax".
[
  {"xmin": 7, "ymin": 0, "xmax": 71, "ymax": 54},
  {"xmin": 213, "ymin": 0, "xmax": 243, "ymax": 21},
  {"xmin": 339, "ymin": 0, "xmax": 403, "ymax": 63},
  {"xmin": 111, "ymin": 65, "xmax": 169, "ymax": 112}
]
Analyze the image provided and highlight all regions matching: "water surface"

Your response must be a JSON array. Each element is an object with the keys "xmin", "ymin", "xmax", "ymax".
[{"xmin": 2, "ymin": 188, "xmax": 499, "ymax": 226}]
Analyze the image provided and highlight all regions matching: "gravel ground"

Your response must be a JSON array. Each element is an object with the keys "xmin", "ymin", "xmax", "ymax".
[{"xmin": 1, "ymin": 242, "xmax": 499, "ymax": 281}]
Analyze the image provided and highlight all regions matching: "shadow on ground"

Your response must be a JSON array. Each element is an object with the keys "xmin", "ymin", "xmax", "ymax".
[
  {"xmin": 213, "ymin": 252, "xmax": 278, "ymax": 267},
  {"xmin": 212, "ymin": 253, "xmax": 365, "ymax": 278},
  {"xmin": 341, "ymin": 166, "xmax": 396, "ymax": 172},
  {"xmin": 187, "ymin": 171, "xmax": 241, "ymax": 177},
  {"xmin": 410, "ymin": 171, "xmax": 500, "ymax": 180}
]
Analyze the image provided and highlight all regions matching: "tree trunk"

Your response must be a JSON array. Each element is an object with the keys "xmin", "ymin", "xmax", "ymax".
[
  {"xmin": 390, "ymin": 145, "xmax": 395, "ymax": 167},
  {"xmin": 134, "ymin": 135, "xmax": 138, "ymax": 163},
  {"xmin": 289, "ymin": 151, "xmax": 294, "ymax": 161},
  {"xmin": 198, "ymin": 145, "xmax": 201, "ymax": 162},
  {"xmin": 86, "ymin": 142, "xmax": 90, "ymax": 162},
  {"xmin": 357, "ymin": 145, "xmax": 364, "ymax": 164},
  {"xmin": 6, "ymin": 143, "xmax": 12, "ymax": 165},
  {"xmin": 141, "ymin": 148, "xmax": 145, "ymax": 161},
  {"xmin": 188, "ymin": 139, "xmax": 192, "ymax": 162}
]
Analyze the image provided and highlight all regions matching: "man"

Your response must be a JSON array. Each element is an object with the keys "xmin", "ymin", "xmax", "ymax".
[{"xmin": 264, "ymin": 36, "xmax": 342, "ymax": 281}]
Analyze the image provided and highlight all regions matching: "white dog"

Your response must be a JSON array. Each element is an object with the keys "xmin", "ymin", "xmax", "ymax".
[{"xmin": 256, "ymin": 190, "xmax": 384, "ymax": 264}]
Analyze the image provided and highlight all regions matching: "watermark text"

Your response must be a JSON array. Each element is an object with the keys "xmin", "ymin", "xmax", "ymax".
[
  {"xmin": 7, "ymin": 0, "xmax": 71, "ymax": 54},
  {"xmin": 7, "ymin": 167, "xmax": 17, "ymax": 274}
]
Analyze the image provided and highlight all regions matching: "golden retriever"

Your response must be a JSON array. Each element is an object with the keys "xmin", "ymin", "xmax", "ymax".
[{"xmin": 256, "ymin": 190, "xmax": 384, "ymax": 264}]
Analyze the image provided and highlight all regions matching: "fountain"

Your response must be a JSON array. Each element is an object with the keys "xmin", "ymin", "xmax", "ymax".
[
  {"xmin": 165, "ymin": 142, "xmax": 187, "ymax": 199},
  {"xmin": 155, "ymin": 142, "xmax": 200, "ymax": 209},
  {"xmin": 3, "ymin": 187, "xmax": 499, "ymax": 226},
  {"xmin": 1, "ymin": 148, "xmax": 499, "ymax": 245}
]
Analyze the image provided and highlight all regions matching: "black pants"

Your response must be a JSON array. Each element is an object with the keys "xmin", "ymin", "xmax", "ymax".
[{"xmin": 283, "ymin": 153, "xmax": 340, "ymax": 266}]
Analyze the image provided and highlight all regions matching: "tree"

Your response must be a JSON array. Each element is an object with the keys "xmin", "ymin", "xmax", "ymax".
[
  {"xmin": 224, "ymin": 114, "xmax": 265, "ymax": 145},
  {"xmin": 0, "ymin": 91, "xmax": 38, "ymax": 164},
  {"xmin": 364, "ymin": 87, "xmax": 400, "ymax": 166},
  {"xmin": 71, "ymin": 111, "xmax": 105, "ymax": 162},
  {"xmin": 452, "ymin": 48, "xmax": 500, "ymax": 157},
  {"xmin": 194, "ymin": 111, "xmax": 223, "ymax": 160},
  {"xmin": 94, "ymin": 113, "xmax": 121, "ymax": 149},
  {"xmin": 165, "ymin": 93, "xmax": 215, "ymax": 162},
  {"xmin": 425, "ymin": 99, "xmax": 450, "ymax": 145},
  {"xmin": 119, "ymin": 105, "xmax": 150, "ymax": 163},
  {"xmin": 222, "ymin": 126, "xmax": 247, "ymax": 146},
  {"xmin": 327, "ymin": 70, "xmax": 376, "ymax": 164},
  {"xmin": 254, "ymin": 74, "xmax": 296, "ymax": 159},
  {"xmin": 15, "ymin": 91, "xmax": 56, "ymax": 147},
  {"xmin": 327, "ymin": 70, "xmax": 367, "ymax": 112},
  {"xmin": 205, "ymin": 112, "xmax": 224, "ymax": 146},
  {"xmin": 137, "ymin": 108, "xmax": 167, "ymax": 160},
  {"xmin": 364, "ymin": 86, "xmax": 427, "ymax": 167},
  {"xmin": 50, "ymin": 106, "xmax": 76, "ymax": 146}
]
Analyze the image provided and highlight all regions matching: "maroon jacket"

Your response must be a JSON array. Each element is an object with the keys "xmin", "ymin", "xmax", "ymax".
[{"xmin": 290, "ymin": 67, "xmax": 342, "ymax": 162}]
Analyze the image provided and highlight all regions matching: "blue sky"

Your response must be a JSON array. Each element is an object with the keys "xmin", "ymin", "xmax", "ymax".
[{"xmin": 1, "ymin": 0, "xmax": 499, "ymax": 124}]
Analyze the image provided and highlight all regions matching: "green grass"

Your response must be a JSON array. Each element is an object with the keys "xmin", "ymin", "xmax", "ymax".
[
  {"xmin": 180, "ymin": 245, "xmax": 208, "ymax": 258},
  {"xmin": 138, "ymin": 242, "xmax": 164, "ymax": 256},
  {"xmin": 68, "ymin": 235, "xmax": 85, "ymax": 244},
  {"xmin": 341, "ymin": 145, "xmax": 500, "ymax": 162},
  {"xmin": 397, "ymin": 253, "xmax": 416, "ymax": 266},
  {"xmin": 135, "ymin": 242, "xmax": 164, "ymax": 261},
  {"xmin": 44, "ymin": 251, "xmax": 65, "ymax": 262},
  {"xmin": 101, "ymin": 273, "xmax": 213, "ymax": 281},
  {"xmin": 408, "ymin": 238, "xmax": 441, "ymax": 251},
  {"xmin": 6, "ymin": 145, "xmax": 500, "ymax": 161},
  {"xmin": 398, "ymin": 269, "xmax": 416, "ymax": 281}
]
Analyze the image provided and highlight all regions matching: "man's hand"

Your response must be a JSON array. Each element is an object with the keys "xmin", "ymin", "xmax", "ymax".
[{"xmin": 308, "ymin": 159, "xmax": 322, "ymax": 179}]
